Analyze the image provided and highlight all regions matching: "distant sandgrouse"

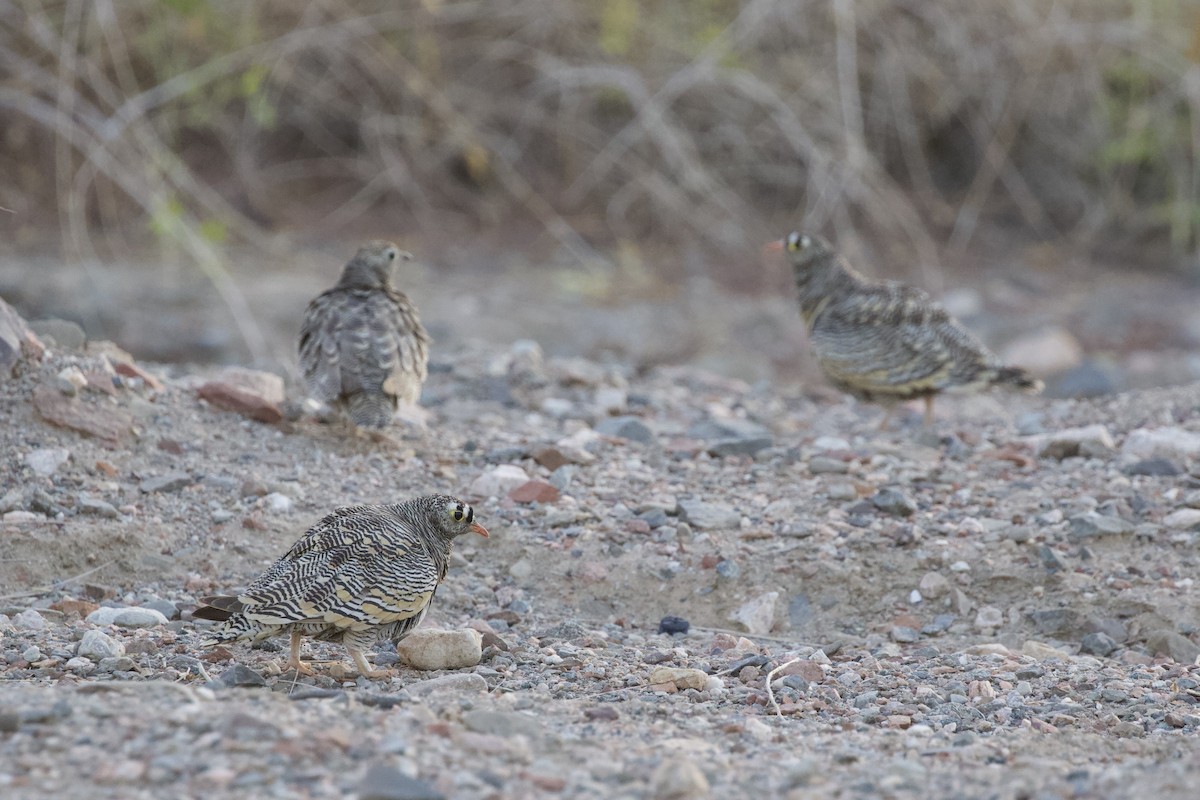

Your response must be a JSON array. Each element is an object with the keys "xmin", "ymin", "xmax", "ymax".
[
  {"xmin": 194, "ymin": 495, "xmax": 488, "ymax": 678},
  {"xmin": 299, "ymin": 241, "xmax": 429, "ymax": 431},
  {"xmin": 769, "ymin": 232, "xmax": 1042, "ymax": 426}
]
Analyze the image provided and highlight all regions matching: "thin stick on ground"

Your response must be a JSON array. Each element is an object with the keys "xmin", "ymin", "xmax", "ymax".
[
  {"xmin": 765, "ymin": 657, "xmax": 801, "ymax": 719},
  {"xmin": 0, "ymin": 560, "xmax": 116, "ymax": 602}
]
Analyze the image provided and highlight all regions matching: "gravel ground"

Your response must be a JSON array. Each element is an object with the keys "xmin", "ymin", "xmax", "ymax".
[{"xmin": 2, "ymin": 329, "xmax": 1200, "ymax": 799}]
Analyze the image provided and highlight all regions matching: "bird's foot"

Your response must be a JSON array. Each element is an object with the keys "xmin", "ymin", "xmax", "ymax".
[
  {"xmin": 349, "ymin": 650, "xmax": 396, "ymax": 681},
  {"xmin": 284, "ymin": 657, "xmax": 315, "ymax": 677}
]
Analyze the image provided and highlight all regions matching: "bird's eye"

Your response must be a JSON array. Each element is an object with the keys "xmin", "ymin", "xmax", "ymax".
[
  {"xmin": 786, "ymin": 232, "xmax": 801, "ymax": 252},
  {"xmin": 451, "ymin": 504, "xmax": 464, "ymax": 522},
  {"xmin": 387, "ymin": 248, "xmax": 397, "ymax": 261},
  {"xmin": 799, "ymin": 235, "xmax": 811, "ymax": 249}
]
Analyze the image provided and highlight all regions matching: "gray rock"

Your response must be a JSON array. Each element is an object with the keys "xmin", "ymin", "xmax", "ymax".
[
  {"xmin": 143, "ymin": 599, "xmax": 180, "ymax": 621},
  {"xmin": 652, "ymin": 756, "xmax": 710, "ymax": 799},
  {"xmin": 974, "ymin": 606, "xmax": 1003, "ymax": 630},
  {"xmin": 77, "ymin": 629, "xmax": 124, "ymax": 661},
  {"xmin": 24, "ymin": 447, "xmax": 70, "ymax": 477},
  {"xmin": 1037, "ymin": 424, "xmax": 1115, "ymax": 460},
  {"xmin": 140, "ymin": 472, "xmax": 193, "ymax": 494},
  {"xmin": 1163, "ymin": 509, "xmax": 1200, "ymax": 531},
  {"xmin": 0, "ymin": 297, "xmax": 37, "ymax": 376},
  {"xmin": 394, "ymin": 629, "xmax": 482, "ymax": 670},
  {"xmin": 676, "ymin": 499, "xmax": 740, "ymax": 530},
  {"xmin": 706, "ymin": 436, "xmax": 773, "ymax": 458},
  {"xmin": 918, "ymin": 571, "xmax": 950, "ymax": 599},
  {"xmin": 872, "ymin": 488, "xmax": 916, "ymax": 517},
  {"xmin": 358, "ymin": 764, "xmax": 444, "ymax": 800},
  {"xmin": 891, "ymin": 626, "xmax": 920, "ymax": 643},
  {"xmin": 216, "ymin": 664, "xmax": 267, "ymax": 688},
  {"xmin": 595, "ymin": 415, "xmax": 654, "ymax": 444},
  {"xmin": 1048, "ymin": 359, "xmax": 1121, "ymax": 398},
  {"xmin": 1146, "ymin": 631, "xmax": 1200, "ymax": 664},
  {"xmin": 28, "ymin": 318, "xmax": 86, "ymax": 350},
  {"xmin": 1068, "ymin": 513, "xmax": 1133, "ymax": 540},
  {"xmin": 86, "ymin": 606, "xmax": 169, "ymax": 628},
  {"xmin": 462, "ymin": 709, "xmax": 542, "ymax": 739},
  {"xmin": 1039, "ymin": 546, "xmax": 1068, "ymax": 572},
  {"xmin": 1122, "ymin": 427, "xmax": 1200, "ymax": 461},
  {"xmin": 78, "ymin": 495, "xmax": 120, "ymax": 519},
  {"xmin": 13, "ymin": 609, "xmax": 47, "ymax": 631},
  {"xmin": 688, "ymin": 417, "xmax": 771, "ymax": 441},
  {"xmin": 809, "ymin": 455, "xmax": 849, "ymax": 474},
  {"xmin": 468, "ymin": 465, "xmax": 529, "ymax": 498},
  {"xmin": 1124, "ymin": 457, "xmax": 1184, "ymax": 477},
  {"xmin": 405, "ymin": 673, "xmax": 489, "ymax": 696},
  {"xmin": 1080, "ymin": 632, "xmax": 1117, "ymax": 657},
  {"xmin": 729, "ymin": 591, "xmax": 778, "ymax": 635}
]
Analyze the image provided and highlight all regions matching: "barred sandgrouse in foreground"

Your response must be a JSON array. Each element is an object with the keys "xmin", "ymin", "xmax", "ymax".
[
  {"xmin": 299, "ymin": 241, "xmax": 430, "ymax": 431},
  {"xmin": 194, "ymin": 495, "xmax": 488, "ymax": 678},
  {"xmin": 768, "ymin": 232, "xmax": 1042, "ymax": 426}
]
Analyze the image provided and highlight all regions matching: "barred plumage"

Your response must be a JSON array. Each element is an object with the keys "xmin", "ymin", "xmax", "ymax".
[
  {"xmin": 299, "ymin": 241, "xmax": 430, "ymax": 430},
  {"xmin": 770, "ymin": 232, "xmax": 1041, "ymax": 425},
  {"xmin": 194, "ymin": 495, "xmax": 488, "ymax": 678}
]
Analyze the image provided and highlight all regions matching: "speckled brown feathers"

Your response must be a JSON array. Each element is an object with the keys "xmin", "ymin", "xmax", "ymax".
[
  {"xmin": 299, "ymin": 241, "xmax": 429, "ymax": 429},
  {"xmin": 195, "ymin": 495, "xmax": 488, "ymax": 678},
  {"xmin": 774, "ymin": 232, "xmax": 1041, "ymax": 422}
]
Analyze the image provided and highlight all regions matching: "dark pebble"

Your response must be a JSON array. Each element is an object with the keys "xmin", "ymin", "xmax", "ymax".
[
  {"xmin": 1124, "ymin": 458, "xmax": 1184, "ymax": 477},
  {"xmin": 657, "ymin": 615, "xmax": 690, "ymax": 635},
  {"xmin": 216, "ymin": 663, "xmax": 267, "ymax": 688},
  {"xmin": 358, "ymin": 763, "xmax": 445, "ymax": 800}
]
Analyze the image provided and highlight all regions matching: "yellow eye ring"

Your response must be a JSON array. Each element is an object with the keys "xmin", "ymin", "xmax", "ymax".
[{"xmin": 451, "ymin": 505, "xmax": 464, "ymax": 522}]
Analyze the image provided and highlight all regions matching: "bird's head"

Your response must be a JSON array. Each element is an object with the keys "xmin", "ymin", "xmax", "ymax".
[
  {"xmin": 341, "ymin": 240, "xmax": 414, "ymax": 288},
  {"xmin": 765, "ymin": 231, "xmax": 832, "ymax": 271},
  {"xmin": 422, "ymin": 494, "xmax": 489, "ymax": 540}
]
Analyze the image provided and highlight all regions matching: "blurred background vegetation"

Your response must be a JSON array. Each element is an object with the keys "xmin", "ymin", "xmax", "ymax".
[{"xmin": 2, "ymin": 0, "xmax": 1199, "ymax": 314}]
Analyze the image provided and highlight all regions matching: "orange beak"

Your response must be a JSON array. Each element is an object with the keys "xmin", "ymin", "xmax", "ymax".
[
  {"xmin": 469, "ymin": 521, "xmax": 489, "ymax": 538},
  {"xmin": 762, "ymin": 238, "xmax": 784, "ymax": 253}
]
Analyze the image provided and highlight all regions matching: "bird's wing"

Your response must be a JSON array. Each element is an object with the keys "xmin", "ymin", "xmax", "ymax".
[
  {"xmin": 298, "ymin": 290, "xmax": 346, "ymax": 403},
  {"xmin": 811, "ymin": 284, "xmax": 995, "ymax": 395},
  {"xmin": 333, "ymin": 290, "xmax": 428, "ymax": 405},
  {"xmin": 237, "ymin": 507, "xmax": 441, "ymax": 632}
]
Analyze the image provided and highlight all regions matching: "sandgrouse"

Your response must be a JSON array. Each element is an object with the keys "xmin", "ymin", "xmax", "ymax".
[
  {"xmin": 769, "ymin": 232, "xmax": 1041, "ymax": 426},
  {"xmin": 194, "ymin": 495, "xmax": 488, "ymax": 678},
  {"xmin": 299, "ymin": 241, "xmax": 429, "ymax": 431}
]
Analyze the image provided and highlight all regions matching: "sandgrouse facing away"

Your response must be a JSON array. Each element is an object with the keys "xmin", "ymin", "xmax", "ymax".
[
  {"xmin": 769, "ymin": 232, "xmax": 1042, "ymax": 426},
  {"xmin": 299, "ymin": 241, "xmax": 430, "ymax": 431},
  {"xmin": 194, "ymin": 495, "xmax": 488, "ymax": 679}
]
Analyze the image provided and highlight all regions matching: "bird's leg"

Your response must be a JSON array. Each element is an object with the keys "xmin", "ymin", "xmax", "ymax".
[
  {"xmin": 348, "ymin": 648, "xmax": 393, "ymax": 680},
  {"xmin": 922, "ymin": 396, "xmax": 936, "ymax": 428},
  {"xmin": 287, "ymin": 630, "xmax": 314, "ymax": 676}
]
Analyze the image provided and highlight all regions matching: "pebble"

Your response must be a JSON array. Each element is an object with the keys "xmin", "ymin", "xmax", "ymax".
[
  {"xmin": 78, "ymin": 495, "xmax": 120, "ymax": 518},
  {"xmin": 1121, "ymin": 427, "xmax": 1200, "ymax": 461},
  {"xmin": 648, "ymin": 666, "xmax": 707, "ymax": 691},
  {"xmin": 77, "ymin": 629, "xmax": 124, "ymax": 661},
  {"xmin": 508, "ymin": 479, "xmax": 559, "ymax": 504},
  {"xmin": 658, "ymin": 616, "xmax": 690, "ymax": 635},
  {"xmin": 872, "ymin": 488, "xmax": 916, "ymax": 517},
  {"xmin": 86, "ymin": 607, "xmax": 169, "ymax": 628},
  {"xmin": 358, "ymin": 763, "xmax": 445, "ymax": 800},
  {"xmin": 1124, "ymin": 457, "xmax": 1184, "ymax": 476},
  {"xmin": 462, "ymin": 709, "xmax": 542, "ymax": 739},
  {"xmin": 809, "ymin": 455, "xmax": 849, "ymax": 474},
  {"xmin": 405, "ymin": 673, "xmax": 489, "ymax": 696},
  {"xmin": 974, "ymin": 607, "xmax": 1003, "ymax": 630},
  {"xmin": 24, "ymin": 447, "xmax": 70, "ymax": 477},
  {"xmin": 468, "ymin": 465, "xmax": 529, "ymax": 498},
  {"xmin": 1145, "ymin": 630, "xmax": 1200, "ymax": 663},
  {"xmin": 263, "ymin": 492, "xmax": 292, "ymax": 514},
  {"xmin": 652, "ymin": 756, "xmax": 710, "ymax": 799},
  {"xmin": 918, "ymin": 571, "xmax": 950, "ymax": 599},
  {"xmin": 196, "ymin": 367, "xmax": 285, "ymax": 423},
  {"xmin": 594, "ymin": 415, "xmax": 654, "ymax": 444},
  {"xmin": 1068, "ymin": 512, "xmax": 1134, "ymax": 539},
  {"xmin": 140, "ymin": 472, "xmax": 194, "ymax": 494},
  {"xmin": 1163, "ymin": 509, "xmax": 1200, "ymax": 531},
  {"xmin": 214, "ymin": 664, "xmax": 267, "ymax": 688},
  {"xmin": 729, "ymin": 591, "xmax": 778, "ymax": 635},
  {"xmin": 395, "ymin": 629, "xmax": 483, "ymax": 670},
  {"xmin": 676, "ymin": 499, "xmax": 740, "ymax": 530},
  {"xmin": 1037, "ymin": 424, "xmax": 1115, "ymax": 460},
  {"xmin": 1080, "ymin": 631, "xmax": 1118, "ymax": 656}
]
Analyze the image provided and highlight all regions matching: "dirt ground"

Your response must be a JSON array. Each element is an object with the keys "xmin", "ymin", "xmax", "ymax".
[{"xmin": 1, "ymin": 248, "xmax": 1200, "ymax": 798}]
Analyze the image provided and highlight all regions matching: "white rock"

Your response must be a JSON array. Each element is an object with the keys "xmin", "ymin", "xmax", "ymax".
[
  {"xmin": 728, "ymin": 591, "xmax": 778, "ymax": 635},
  {"xmin": 468, "ymin": 465, "xmax": 529, "ymax": 498},
  {"xmin": 66, "ymin": 656, "xmax": 95, "ymax": 674},
  {"xmin": 24, "ymin": 447, "xmax": 71, "ymax": 477},
  {"xmin": 264, "ymin": 492, "xmax": 293, "ymax": 514},
  {"xmin": 4, "ymin": 511, "xmax": 42, "ymax": 525},
  {"xmin": 1122, "ymin": 427, "xmax": 1200, "ymax": 460},
  {"xmin": 56, "ymin": 366, "xmax": 88, "ymax": 395},
  {"xmin": 405, "ymin": 673, "xmax": 489, "ymax": 696},
  {"xmin": 594, "ymin": 386, "xmax": 628, "ymax": 414},
  {"xmin": 78, "ymin": 629, "xmax": 125, "ymax": 661},
  {"xmin": 1163, "ymin": 509, "xmax": 1200, "ymax": 530},
  {"xmin": 974, "ymin": 606, "xmax": 1003, "ymax": 630},
  {"xmin": 395, "ymin": 628, "xmax": 483, "ymax": 671},
  {"xmin": 949, "ymin": 561, "xmax": 971, "ymax": 572},
  {"xmin": 540, "ymin": 398, "xmax": 575, "ymax": 418},
  {"xmin": 1000, "ymin": 326, "xmax": 1083, "ymax": 376},
  {"xmin": 919, "ymin": 571, "xmax": 951, "ymax": 599},
  {"xmin": 652, "ymin": 756, "xmax": 711, "ymax": 799},
  {"xmin": 86, "ymin": 606, "xmax": 168, "ymax": 628},
  {"xmin": 909, "ymin": 590, "xmax": 923, "ymax": 604},
  {"xmin": 813, "ymin": 436, "xmax": 851, "ymax": 451},
  {"xmin": 13, "ymin": 609, "xmax": 47, "ymax": 630},
  {"xmin": 1035, "ymin": 424, "xmax": 1116, "ymax": 460}
]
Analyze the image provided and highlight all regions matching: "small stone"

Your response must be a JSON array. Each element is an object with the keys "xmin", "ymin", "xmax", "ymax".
[
  {"xmin": 4, "ymin": 510, "xmax": 41, "ymax": 525},
  {"xmin": 405, "ymin": 673, "xmax": 489, "ymax": 696},
  {"xmin": 1122, "ymin": 427, "xmax": 1200, "ymax": 461},
  {"xmin": 595, "ymin": 416, "xmax": 654, "ymax": 445},
  {"xmin": 872, "ymin": 488, "xmax": 916, "ymax": 517},
  {"xmin": 508, "ymin": 479, "xmax": 559, "ymax": 504},
  {"xmin": 658, "ymin": 616, "xmax": 690, "ymax": 635},
  {"xmin": 1068, "ymin": 512, "xmax": 1133, "ymax": 540},
  {"xmin": 264, "ymin": 492, "xmax": 293, "ymax": 514},
  {"xmin": 1146, "ymin": 630, "xmax": 1200, "ymax": 664},
  {"xmin": 66, "ymin": 656, "xmax": 95, "ymax": 674},
  {"xmin": 78, "ymin": 495, "xmax": 120, "ymax": 519},
  {"xmin": 395, "ymin": 629, "xmax": 483, "ymax": 670},
  {"xmin": 585, "ymin": 706, "xmax": 620, "ymax": 721},
  {"xmin": 469, "ymin": 465, "xmax": 529, "ymax": 498},
  {"xmin": 532, "ymin": 446, "xmax": 569, "ymax": 471},
  {"xmin": 676, "ymin": 499, "xmax": 740, "ymax": 530},
  {"xmin": 29, "ymin": 318, "xmax": 86, "ymax": 350},
  {"xmin": 143, "ymin": 599, "xmax": 180, "ymax": 621},
  {"xmin": 594, "ymin": 386, "xmax": 628, "ymax": 414},
  {"xmin": 1124, "ymin": 457, "xmax": 1184, "ymax": 477},
  {"xmin": 918, "ymin": 571, "xmax": 950, "ymax": 600},
  {"xmin": 112, "ymin": 608, "xmax": 169, "ymax": 628},
  {"xmin": 0, "ymin": 297, "xmax": 42, "ymax": 375},
  {"xmin": 651, "ymin": 756, "xmax": 710, "ymax": 799},
  {"xmin": 974, "ymin": 606, "xmax": 1003, "ymax": 630},
  {"xmin": 358, "ymin": 763, "xmax": 445, "ymax": 800},
  {"xmin": 1022, "ymin": 640, "xmax": 1069, "ymax": 660},
  {"xmin": 462, "ymin": 709, "xmax": 542, "ymax": 739},
  {"xmin": 809, "ymin": 455, "xmax": 849, "ymax": 474},
  {"xmin": 1037, "ymin": 424, "xmax": 1115, "ymax": 460},
  {"xmin": 1163, "ymin": 509, "xmax": 1200, "ymax": 531},
  {"xmin": 197, "ymin": 367, "xmax": 285, "ymax": 423},
  {"xmin": 13, "ymin": 609, "xmax": 46, "ymax": 630},
  {"xmin": 56, "ymin": 366, "xmax": 88, "ymax": 395},
  {"xmin": 22, "ymin": 646, "xmax": 41, "ymax": 662},
  {"xmin": 729, "ymin": 591, "xmax": 778, "ymax": 635},
  {"xmin": 1001, "ymin": 326, "xmax": 1082, "ymax": 376},
  {"xmin": 891, "ymin": 626, "xmax": 920, "ymax": 643},
  {"xmin": 33, "ymin": 386, "xmax": 133, "ymax": 445},
  {"xmin": 140, "ymin": 472, "xmax": 193, "ymax": 494},
  {"xmin": 24, "ymin": 447, "xmax": 71, "ymax": 477},
  {"xmin": 77, "ymin": 629, "xmax": 124, "ymax": 661},
  {"xmin": 1080, "ymin": 632, "xmax": 1117, "ymax": 657},
  {"xmin": 216, "ymin": 664, "xmax": 267, "ymax": 688},
  {"xmin": 648, "ymin": 666, "xmax": 707, "ymax": 691}
]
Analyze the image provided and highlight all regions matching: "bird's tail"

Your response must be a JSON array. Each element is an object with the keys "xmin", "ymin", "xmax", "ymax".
[
  {"xmin": 994, "ymin": 366, "xmax": 1043, "ymax": 394},
  {"xmin": 194, "ymin": 595, "xmax": 258, "ymax": 647},
  {"xmin": 347, "ymin": 393, "xmax": 394, "ymax": 429}
]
